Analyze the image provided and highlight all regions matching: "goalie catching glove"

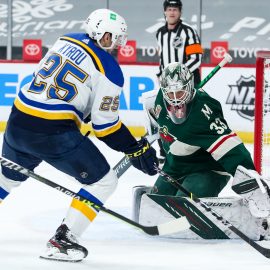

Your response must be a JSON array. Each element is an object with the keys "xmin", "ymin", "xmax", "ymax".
[{"xmin": 125, "ymin": 138, "xmax": 158, "ymax": 176}]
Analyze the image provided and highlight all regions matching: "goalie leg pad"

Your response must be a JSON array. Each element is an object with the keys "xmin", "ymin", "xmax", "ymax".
[
  {"xmin": 132, "ymin": 185, "xmax": 153, "ymax": 222},
  {"xmin": 134, "ymin": 191, "xmax": 268, "ymax": 240}
]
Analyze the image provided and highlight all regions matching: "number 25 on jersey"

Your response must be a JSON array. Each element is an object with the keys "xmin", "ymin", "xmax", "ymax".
[{"xmin": 28, "ymin": 53, "xmax": 88, "ymax": 102}]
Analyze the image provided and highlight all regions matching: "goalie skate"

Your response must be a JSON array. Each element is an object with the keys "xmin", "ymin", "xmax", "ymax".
[{"xmin": 40, "ymin": 224, "xmax": 88, "ymax": 262}]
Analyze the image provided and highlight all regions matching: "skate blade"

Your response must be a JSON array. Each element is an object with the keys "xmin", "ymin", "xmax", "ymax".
[
  {"xmin": 40, "ymin": 255, "xmax": 83, "ymax": 263},
  {"xmin": 40, "ymin": 247, "xmax": 85, "ymax": 262}
]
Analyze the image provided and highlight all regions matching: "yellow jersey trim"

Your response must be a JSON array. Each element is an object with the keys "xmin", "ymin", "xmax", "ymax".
[
  {"xmin": 61, "ymin": 36, "xmax": 105, "ymax": 74},
  {"xmin": 93, "ymin": 121, "xmax": 122, "ymax": 137},
  {"xmin": 14, "ymin": 98, "xmax": 82, "ymax": 128}
]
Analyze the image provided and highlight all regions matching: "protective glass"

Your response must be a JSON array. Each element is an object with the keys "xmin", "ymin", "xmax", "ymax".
[{"xmin": 113, "ymin": 33, "xmax": 128, "ymax": 47}]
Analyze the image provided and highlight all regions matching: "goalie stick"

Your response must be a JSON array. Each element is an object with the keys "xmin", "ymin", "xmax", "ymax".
[
  {"xmin": 194, "ymin": 52, "xmax": 232, "ymax": 89},
  {"xmin": 0, "ymin": 156, "xmax": 190, "ymax": 236},
  {"xmin": 113, "ymin": 53, "xmax": 233, "ymax": 178},
  {"xmin": 155, "ymin": 167, "xmax": 270, "ymax": 259}
]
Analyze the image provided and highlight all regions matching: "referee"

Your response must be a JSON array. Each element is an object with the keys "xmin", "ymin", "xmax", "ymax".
[
  {"xmin": 157, "ymin": 0, "xmax": 203, "ymax": 85},
  {"xmin": 156, "ymin": 0, "xmax": 203, "ymax": 163}
]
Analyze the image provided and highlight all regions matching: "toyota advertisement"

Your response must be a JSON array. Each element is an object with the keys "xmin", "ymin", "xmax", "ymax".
[{"xmin": 1, "ymin": 0, "xmax": 269, "ymax": 63}]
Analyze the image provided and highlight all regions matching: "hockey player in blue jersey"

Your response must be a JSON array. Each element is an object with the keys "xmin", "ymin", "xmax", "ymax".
[{"xmin": 0, "ymin": 9, "xmax": 158, "ymax": 262}]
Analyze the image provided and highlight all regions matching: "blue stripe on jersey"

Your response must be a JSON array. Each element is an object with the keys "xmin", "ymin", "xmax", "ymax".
[
  {"xmin": 78, "ymin": 188, "xmax": 103, "ymax": 206},
  {"xmin": 0, "ymin": 187, "xmax": 8, "ymax": 200},
  {"xmin": 18, "ymin": 91, "xmax": 84, "ymax": 120},
  {"xmin": 92, "ymin": 117, "xmax": 119, "ymax": 131},
  {"xmin": 61, "ymin": 33, "xmax": 124, "ymax": 87}
]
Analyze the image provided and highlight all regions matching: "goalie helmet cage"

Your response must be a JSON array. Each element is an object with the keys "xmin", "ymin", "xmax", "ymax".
[{"xmin": 254, "ymin": 50, "xmax": 270, "ymax": 177}]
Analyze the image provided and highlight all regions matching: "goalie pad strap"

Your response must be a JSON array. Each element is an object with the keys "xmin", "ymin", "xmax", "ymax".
[{"xmin": 232, "ymin": 179, "xmax": 259, "ymax": 194}]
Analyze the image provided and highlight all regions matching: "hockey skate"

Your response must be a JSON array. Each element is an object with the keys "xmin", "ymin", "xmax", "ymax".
[{"xmin": 40, "ymin": 224, "xmax": 88, "ymax": 262}]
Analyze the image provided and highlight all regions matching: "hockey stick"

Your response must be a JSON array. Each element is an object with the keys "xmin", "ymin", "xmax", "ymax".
[
  {"xmin": 156, "ymin": 167, "xmax": 270, "ymax": 258},
  {"xmin": 113, "ymin": 133, "xmax": 159, "ymax": 178},
  {"xmin": 113, "ymin": 53, "xmax": 233, "ymax": 178},
  {"xmin": 0, "ymin": 156, "xmax": 190, "ymax": 236},
  {"xmin": 195, "ymin": 53, "xmax": 232, "ymax": 90}
]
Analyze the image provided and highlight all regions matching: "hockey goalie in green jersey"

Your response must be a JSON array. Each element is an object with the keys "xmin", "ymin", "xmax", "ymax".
[{"xmin": 133, "ymin": 62, "xmax": 270, "ymax": 240}]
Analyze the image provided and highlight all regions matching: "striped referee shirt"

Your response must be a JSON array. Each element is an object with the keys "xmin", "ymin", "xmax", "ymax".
[{"xmin": 156, "ymin": 20, "xmax": 203, "ymax": 85}]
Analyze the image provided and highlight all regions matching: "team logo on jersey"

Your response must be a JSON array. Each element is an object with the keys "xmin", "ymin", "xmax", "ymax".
[
  {"xmin": 159, "ymin": 125, "xmax": 176, "ymax": 142},
  {"xmin": 172, "ymin": 36, "xmax": 183, "ymax": 48},
  {"xmin": 226, "ymin": 75, "xmax": 256, "ymax": 121}
]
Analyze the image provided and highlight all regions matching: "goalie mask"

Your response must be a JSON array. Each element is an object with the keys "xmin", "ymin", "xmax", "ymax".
[{"xmin": 160, "ymin": 63, "xmax": 195, "ymax": 124}]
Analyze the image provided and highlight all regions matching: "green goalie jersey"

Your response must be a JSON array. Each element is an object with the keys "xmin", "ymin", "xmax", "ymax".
[{"xmin": 154, "ymin": 88, "xmax": 255, "ymax": 178}]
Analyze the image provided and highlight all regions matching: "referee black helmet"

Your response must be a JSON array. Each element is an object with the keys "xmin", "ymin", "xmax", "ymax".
[{"xmin": 163, "ymin": 0, "xmax": 182, "ymax": 11}]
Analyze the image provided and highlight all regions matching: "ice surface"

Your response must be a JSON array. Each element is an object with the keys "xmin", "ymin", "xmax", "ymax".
[{"xmin": 1, "ymin": 133, "xmax": 270, "ymax": 270}]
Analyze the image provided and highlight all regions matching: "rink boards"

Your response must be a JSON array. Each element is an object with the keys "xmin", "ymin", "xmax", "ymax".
[{"xmin": 0, "ymin": 62, "xmax": 255, "ymax": 142}]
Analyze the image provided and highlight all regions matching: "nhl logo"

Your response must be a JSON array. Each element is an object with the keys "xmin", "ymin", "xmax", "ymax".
[
  {"xmin": 226, "ymin": 76, "xmax": 255, "ymax": 121},
  {"xmin": 172, "ymin": 36, "xmax": 183, "ymax": 48}
]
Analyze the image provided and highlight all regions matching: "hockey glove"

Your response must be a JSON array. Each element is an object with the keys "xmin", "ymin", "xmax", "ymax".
[{"xmin": 125, "ymin": 138, "xmax": 158, "ymax": 176}]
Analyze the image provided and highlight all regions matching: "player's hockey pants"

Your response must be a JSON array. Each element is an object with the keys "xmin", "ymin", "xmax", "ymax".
[{"xmin": 1, "ymin": 124, "xmax": 110, "ymax": 185}]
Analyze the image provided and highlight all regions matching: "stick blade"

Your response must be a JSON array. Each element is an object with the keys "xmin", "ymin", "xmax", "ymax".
[{"xmin": 157, "ymin": 217, "xmax": 190, "ymax": 236}]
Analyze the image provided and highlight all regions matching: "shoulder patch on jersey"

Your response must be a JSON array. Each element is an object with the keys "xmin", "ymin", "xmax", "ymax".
[{"xmin": 159, "ymin": 125, "xmax": 176, "ymax": 143}]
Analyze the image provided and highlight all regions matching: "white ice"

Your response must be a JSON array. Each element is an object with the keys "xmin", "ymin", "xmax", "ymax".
[{"xmin": 1, "ymin": 133, "xmax": 270, "ymax": 270}]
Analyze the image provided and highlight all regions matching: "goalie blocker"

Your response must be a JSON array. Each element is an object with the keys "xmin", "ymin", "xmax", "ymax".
[{"xmin": 132, "ymin": 186, "xmax": 270, "ymax": 240}]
